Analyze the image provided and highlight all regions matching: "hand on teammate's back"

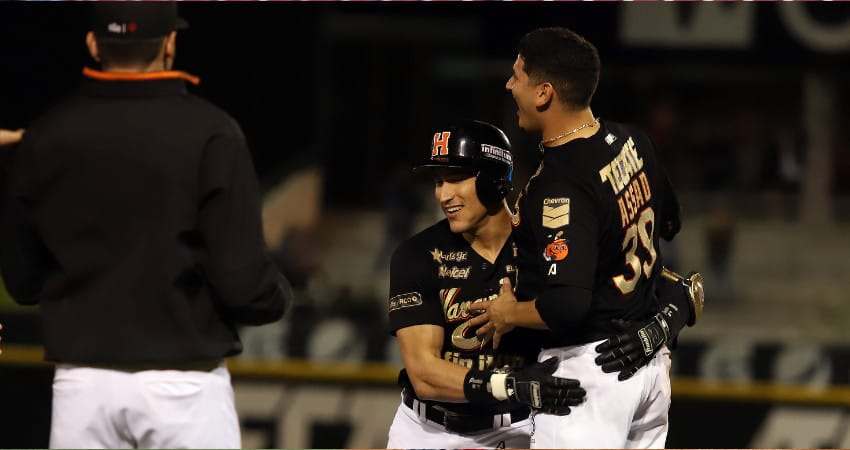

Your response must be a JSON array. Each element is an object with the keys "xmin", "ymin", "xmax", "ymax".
[
  {"xmin": 504, "ymin": 357, "xmax": 586, "ymax": 415},
  {"xmin": 594, "ymin": 314, "xmax": 669, "ymax": 381}
]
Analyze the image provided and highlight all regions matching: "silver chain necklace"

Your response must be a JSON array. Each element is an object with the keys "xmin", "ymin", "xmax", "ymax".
[{"xmin": 538, "ymin": 117, "xmax": 600, "ymax": 153}]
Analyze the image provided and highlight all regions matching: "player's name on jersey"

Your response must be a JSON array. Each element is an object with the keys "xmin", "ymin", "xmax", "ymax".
[
  {"xmin": 598, "ymin": 136, "xmax": 644, "ymax": 195},
  {"xmin": 616, "ymin": 172, "xmax": 653, "ymax": 228}
]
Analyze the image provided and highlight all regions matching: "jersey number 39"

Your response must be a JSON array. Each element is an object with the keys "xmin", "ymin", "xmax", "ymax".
[{"xmin": 613, "ymin": 207, "xmax": 657, "ymax": 294}]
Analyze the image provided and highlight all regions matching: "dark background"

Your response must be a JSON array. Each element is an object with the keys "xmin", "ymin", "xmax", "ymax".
[
  {"xmin": 3, "ymin": 2, "xmax": 850, "ymax": 206},
  {"xmin": 4, "ymin": 3, "xmax": 850, "ymax": 448}
]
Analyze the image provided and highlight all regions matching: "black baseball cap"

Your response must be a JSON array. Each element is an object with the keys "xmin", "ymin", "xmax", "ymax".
[{"xmin": 91, "ymin": 2, "xmax": 189, "ymax": 40}]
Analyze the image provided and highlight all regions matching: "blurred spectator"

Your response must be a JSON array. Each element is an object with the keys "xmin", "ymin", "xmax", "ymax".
[
  {"xmin": 705, "ymin": 211, "xmax": 736, "ymax": 305},
  {"xmin": 272, "ymin": 227, "xmax": 323, "ymax": 292},
  {"xmin": 241, "ymin": 227, "xmax": 324, "ymax": 359},
  {"xmin": 696, "ymin": 136, "xmax": 737, "ymax": 192},
  {"xmin": 760, "ymin": 126, "xmax": 805, "ymax": 193},
  {"xmin": 241, "ymin": 162, "xmax": 325, "ymax": 360},
  {"xmin": 303, "ymin": 286, "xmax": 387, "ymax": 363},
  {"xmin": 274, "ymin": 228, "xmax": 323, "ymax": 359}
]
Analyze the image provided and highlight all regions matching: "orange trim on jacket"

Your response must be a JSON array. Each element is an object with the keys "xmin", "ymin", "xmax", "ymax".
[{"xmin": 82, "ymin": 67, "xmax": 200, "ymax": 85}]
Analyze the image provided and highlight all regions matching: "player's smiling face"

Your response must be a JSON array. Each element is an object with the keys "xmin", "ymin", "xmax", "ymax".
[
  {"xmin": 433, "ymin": 168, "xmax": 488, "ymax": 234},
  {"xmin": 506, "ymin": 55, "xmax": 542, "ymax": 133}
]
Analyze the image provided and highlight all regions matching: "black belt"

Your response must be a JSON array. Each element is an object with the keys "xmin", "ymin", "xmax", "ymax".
[
  {"xmin": 90, "ymin": 359, "xmax": 223, "ymax": 372},
  {"xmin": 402, "ymin": 388, "xmax": 530, "ymax": 434}
]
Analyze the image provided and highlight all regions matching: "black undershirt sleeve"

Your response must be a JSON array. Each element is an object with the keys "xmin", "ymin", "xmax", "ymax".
[{"xmin": 534, "ymin": 285, "xmax": 593, "ymax": 333}]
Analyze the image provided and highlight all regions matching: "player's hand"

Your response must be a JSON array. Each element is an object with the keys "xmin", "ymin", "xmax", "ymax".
[
  {"xmin": 594, "ymin": 313, "xmax": 670, "ymax": 381},
  {"xmin": 0, "ymin": 129, "xmax": 24, "ymax": 147},
  {"xmin": 467, "ymin": 277, "xmax": 517, "ymax": 349},
  {"xmin": 502, "ymin": 357, "xmax": 585, "ymax": 415}
]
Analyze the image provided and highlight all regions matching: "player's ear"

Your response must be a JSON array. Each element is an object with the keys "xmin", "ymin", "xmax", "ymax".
[
  {"xmin": 86, "ymin": 32, "xmax": 101, "ymax": 62},
  {"xmin": 164, "ymin": 32, "xmax": 177, "ymax": 58},
  {"xmin": 535, "ymin": 82, "xmax": 554, "ymax": 109}
]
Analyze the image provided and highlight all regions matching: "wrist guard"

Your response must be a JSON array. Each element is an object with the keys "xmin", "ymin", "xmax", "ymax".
[{"xmin": 463, "ymin": 368, "xmax": 501, "ymax": 406}]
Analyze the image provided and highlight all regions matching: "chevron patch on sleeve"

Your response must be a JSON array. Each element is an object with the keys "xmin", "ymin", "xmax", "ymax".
[{"xmin": 542, "ymin": 198, "xmax": 570, "ymax": 229}]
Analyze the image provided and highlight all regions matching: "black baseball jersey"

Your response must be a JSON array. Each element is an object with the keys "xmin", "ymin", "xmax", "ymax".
[
  {"xmin": 0, "ymin": 70, "xmax": 291, "ymax": 364},
  {"xmin": 512, "ymin": 119, "xmax": 680, "ymax": 347},
  {"xmin": 388, "ymin": 219, "xmax": 548, "ymax": 415}
]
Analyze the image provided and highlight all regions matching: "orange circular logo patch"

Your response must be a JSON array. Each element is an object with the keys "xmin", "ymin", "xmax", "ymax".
[{"xmin": 544, "ymin": 238, "xmax": 568, "ymax": 261}]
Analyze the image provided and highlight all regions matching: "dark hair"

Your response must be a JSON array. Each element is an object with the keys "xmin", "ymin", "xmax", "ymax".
[
  {"xmin": 96, "ymin": 37, "xmax": 166, "ymax": 70},
  {"xmin": 518, "ymin": 27, "xmax": 600, "ymax": 109}
]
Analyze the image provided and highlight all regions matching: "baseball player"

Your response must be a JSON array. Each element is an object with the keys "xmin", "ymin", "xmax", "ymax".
[
  {"xmin": 469, "ymin": 27, "xmax": 704, "ymax": 448},
  {"xmin": 0, "ymin": 3, "xmax": 292, "ymax": 448},
  {"xmin": 386, "ymin": 120, "xmax": 586, "ymax": 449}
]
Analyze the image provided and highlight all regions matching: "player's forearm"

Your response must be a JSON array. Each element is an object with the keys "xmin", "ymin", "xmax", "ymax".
[{"xmin": 406, "ymin": 358, "xmax": 474, "ymax": 402}]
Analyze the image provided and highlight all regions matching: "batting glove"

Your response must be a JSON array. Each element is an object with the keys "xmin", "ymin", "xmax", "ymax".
[
  {"xmin": 464, "ymin": 357, "xmax": 586, "ymax": 415},
  {"xmin": 594, "ymin": 314, "xmax": 670, "ymax": 381}
]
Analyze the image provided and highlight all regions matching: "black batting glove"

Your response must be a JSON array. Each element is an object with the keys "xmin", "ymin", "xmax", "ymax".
[
  {"xmin": 595, "ymin": 268, "xmax": 701, "ymax": 381},
  {"xmin": 594, "ymin": 313, "xmax": 670, "ymax": 381},
  {"xmin": 504, "ymin": 357, "xmax": 586, "ymax": 415},
  {"xmin": 463, "ymin": 357, "xmax": 586, "ymax": 415}
]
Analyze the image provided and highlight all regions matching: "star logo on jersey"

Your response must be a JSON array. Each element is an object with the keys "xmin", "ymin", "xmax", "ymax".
[
  {"xmin": 542, "ymin": 197, "xmax": 570, "ymax": 229},
  {"xmin": 431, "ymin": 248, "xmax": 468, "ymax": 263},
  {"xmin": 431, "ymin": 248, "xmax": 443, "ymax": 263},
  {"xmin": 543, "ymin": 231, "xmax": 568, "ymax": 262}
]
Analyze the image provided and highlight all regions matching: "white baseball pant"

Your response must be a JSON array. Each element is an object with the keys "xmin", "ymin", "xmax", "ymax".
[
  {"xmin": 530, "ymin": 340, "xmax": 672, "ymax": 449},
  {"xmin": 386, "ymin": 393, "xmax": 531, "ymax": 449},
  {"xmin": 49, "ymin": 363, "xmax": 240, "ymax": 449}
]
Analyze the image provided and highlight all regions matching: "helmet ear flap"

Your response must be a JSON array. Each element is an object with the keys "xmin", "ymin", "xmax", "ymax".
[{"xmin": 475, "ymin": 168, "xmax": 513, "ymax": 205}]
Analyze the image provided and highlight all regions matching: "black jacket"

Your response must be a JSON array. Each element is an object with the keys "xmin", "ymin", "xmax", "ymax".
[{"xmin": 1, "ymin": 68, "xmax": 292, "ymax": 364}]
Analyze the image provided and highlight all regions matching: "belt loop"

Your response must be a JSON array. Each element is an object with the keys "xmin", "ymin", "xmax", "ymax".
[
  {"xmin": 495, "ymin": 412, "xmax": 512, "ymax": 429},
  {"xmin": 413, "ymin": 398, "xmax": 425, "ymax": 421}
]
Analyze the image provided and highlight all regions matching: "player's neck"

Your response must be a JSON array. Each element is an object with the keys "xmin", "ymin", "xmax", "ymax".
[
  {"xmin": 463, "ymin": 207, "xmax": 512, "ymax": 263},
  {"xmin": 540, "ymin": 108, "xmax": 598, "ymax": 148}
]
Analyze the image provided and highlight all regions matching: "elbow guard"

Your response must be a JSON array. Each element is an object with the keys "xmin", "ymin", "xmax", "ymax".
[{"xmin": 660, "ymin": 267, "xmax": 704, "ymax": 326}]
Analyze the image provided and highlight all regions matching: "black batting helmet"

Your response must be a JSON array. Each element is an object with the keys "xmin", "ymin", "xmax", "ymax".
[{"xmin": 414, "ymin": 120, "xmax": 514, "ymax": 205}]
